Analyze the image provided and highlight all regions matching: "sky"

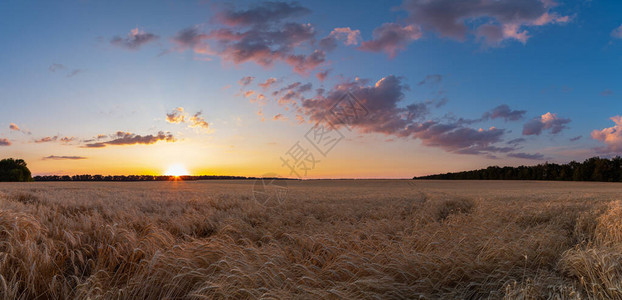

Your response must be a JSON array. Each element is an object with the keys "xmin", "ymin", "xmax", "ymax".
[{"xmin": 0, "ymin": 0, "xmax": 621, "ymax": 178}]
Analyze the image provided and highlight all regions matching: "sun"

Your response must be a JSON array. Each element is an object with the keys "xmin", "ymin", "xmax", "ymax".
[{"xmin": 165, "ymin": 164, "xmax": 189, "ymax": 177}]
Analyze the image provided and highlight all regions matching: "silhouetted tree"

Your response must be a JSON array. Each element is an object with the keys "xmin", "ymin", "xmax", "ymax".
[
  {"xmin": 0, "ymin": 158, "xmax": 33, "ymax": 182},
  {"xmin": 414, "ymin": 157, "xmax": 622, "ymax": 183}
]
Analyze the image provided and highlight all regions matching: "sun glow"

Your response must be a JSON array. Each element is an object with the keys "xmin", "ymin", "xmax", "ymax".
[{"xmin": 165, "ymin": 164, "xmax": 189, "ymax": 177}]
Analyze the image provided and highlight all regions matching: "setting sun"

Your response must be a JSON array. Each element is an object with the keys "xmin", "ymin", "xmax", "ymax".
[{"xmin": 164, "ymin": 164, "xmax": 189, "ymax": 177}]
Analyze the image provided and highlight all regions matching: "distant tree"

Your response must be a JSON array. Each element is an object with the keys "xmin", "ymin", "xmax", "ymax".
[
  {"xmin": 414, "ymin": 156, "xmax": 622, "ymax": 183},
  {"xmin": 0, "ymin": 158, "xmax": 33, "ymax": 182}
]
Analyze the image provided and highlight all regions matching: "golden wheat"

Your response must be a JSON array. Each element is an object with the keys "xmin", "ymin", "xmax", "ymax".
[{"xmin": 0, "ymin": 180, "xmax": 620, "ymax": 299}]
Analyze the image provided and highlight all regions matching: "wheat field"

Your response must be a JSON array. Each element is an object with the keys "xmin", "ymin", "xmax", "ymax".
[{"xmin": 0, "ymin": 180, "xmax": 620, "ymax": 299}]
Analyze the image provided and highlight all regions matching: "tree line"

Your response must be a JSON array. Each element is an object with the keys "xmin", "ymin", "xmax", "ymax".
[
  {"xmin": 33, "ymin": 175, "xmax": 258, "ymax": 181},
  {"xmin": 414, "ymin": 157, "xmax": 622, "ymax": 182}
]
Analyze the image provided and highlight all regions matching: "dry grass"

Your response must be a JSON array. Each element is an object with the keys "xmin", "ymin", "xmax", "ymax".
[{"xmin": 0, "ymin": 180, "xmax": 620, "ymax": 299}]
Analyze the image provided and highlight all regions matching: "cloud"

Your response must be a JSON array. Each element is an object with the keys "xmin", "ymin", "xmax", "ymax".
[
  {"xmin": 173, "ymin": 2, "xmax": 324, "ymax": 74},
  {"xmin": 48, "ymin": 64, "xmax": 65, "ymax": 72},
  {"xmin": 9, "ymin": 123, "xmax": 20, "ymax": 131},
  {"xmin": 111, "ymin": 28, "xmax": 159, "ymax": 50},
  {"xmin": 418, "ymin": 74, "xmax": 442, "ymax": 86},
  {"xmin": 0, "ymin": 138, "xmax": 10, "ymax": 146},
  {"xmin": 189, "ymin": 112, "xmax": 209, "ymax": 130},
  {"xmin": 166, "ymin": 107, "xmax": 186, "ymax": 124},
  {"xmin": 259, "ymin": 78, "xmax": 278, "ymax": 89},
  {"xmin": 84, "ymin": 131, "xmax": 176, "ymax": 148},
  {"xmin": 359, "ymin": 23, "xmax": 422, "ymax": 58},
  {"xmin": 34, "ymin": 136, "xmax": 73, "ymax": 143},
  {"xmin": 612, "ymin": 24, "xmax": 622, "ymax": 39},
  {"xmin": 215, "ymin": 1, "xmax": 310, "ymax": 26},
  {"xmin": 273, "ymin": 113, "xmax": 288, "ymax": 121},
  {"xmin": 591, "ymin": 116, "xmax": 622, "ymax": 153},
  {"xmin": 569, "ymin": 135, "xmax": 582, "ymax": 142},
  {"xmin": 238, "ymin": 76, "xmax": 254, "ymax": 86},
  {"xmin": 400, "ymin": 0, "xmax": 570, "ymax": 46},
  {"xmin": 483, "ymin": 104, "xmax": 526, "ymax": 121},
  {"xmin": 316, "ymin": 69, "xmax": 330, "ymax": 82},
  {"xmin": 43, "ymin": 155, "xmax": 87, "ymax": 160},
  {"xmin": 319, "ymin": 27, "xmax": 362, "ymax": 51},
  {"xmin": 166, "ymin": 107, "xmax": 209, "ymax": 131},
  {"xmin": 507, "ymin": 152, "xmax": 545, "ymax": 160},
  {"xmin": 507, "ymin": 137, "xmax": 526, "ymax": 145},
  {"xmin": 67, "ymin": 69, "xmax": 85, "ymax": 77},
  {"xmin": 298, "ymin": 75, "xmax": 514, "ymax": 155},
  {"xmin": 171, "ymin": 27, "xmax": 210, "ymax": 54},
  {"xmin": 601, "ymin": 89, "xmax": 614, "ymax": 96},
  {"xmin": 522, "ymin": 112, "xmax": 571, "ymax": 135}
]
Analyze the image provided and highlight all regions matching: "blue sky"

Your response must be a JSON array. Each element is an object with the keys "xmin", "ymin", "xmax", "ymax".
[{"xmin": 0, "ymin": 0, "xmax": 621, "ymax": 178}]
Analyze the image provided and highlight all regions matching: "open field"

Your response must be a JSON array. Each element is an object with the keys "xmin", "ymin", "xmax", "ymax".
[{"xmin": 0, "ymin": 180, "xmax": 621, "ymax": 299}]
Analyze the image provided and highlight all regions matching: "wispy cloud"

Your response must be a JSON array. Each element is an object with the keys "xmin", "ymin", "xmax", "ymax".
[
  {"xmin": 111, "ymin": 28, "xmax": 159, "ymax": 50},
  {"xmin": 507, "ymin": 152, "xmax": 545, "ymax": 160},
  {"xmin": 166, "ymin": 107, "xmax": 209, "ymax": 131},
  {"xmin": 43, "ymin": 155, "xmax": 87, "ymax": 160},
  {"xmin": 83, "ymin": 131, "xmax": 176, "ymax": 148}
]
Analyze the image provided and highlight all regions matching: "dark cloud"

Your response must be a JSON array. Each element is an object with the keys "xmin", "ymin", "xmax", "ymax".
[
  {"xmin": 523, "ymin": 112, "xmax": 571, "ymax": 135},
  {"xmin": 507, "ymin": 152, "xmax": 545, "ymax": 160},
  {"xmin": 111, "ymin": 28, "xmax": 159, "ymax": 50},
  {"xmin": 239, "ymin": 76, "xmax": 255, "ymax": 86},
  {"xmin": 569, "ymin": 136, "xmax": 582, "ymax": 142},
  {"xmin": 359, "ymin": 23, "xmax": 422, "ymax": 58},
  {"xmin": 9, "ymin": 123, "xmax": 20, "ymax": 131},
  {"xmin": 43, "ymin": 155, "xmax": 87, "ymax": 160},
  {"xmin": 0, "ymin": 138, "xmax": 10, "ymax": 146},
  {"xmin": 297, "ymin": 75, "xmax": 514, "ymax": 155},
  {"xmin": 401, "ymin": 0, "xmax": 570, "ymax": 46},
  {"xmin": 215, "ymin": 1, "xmax": 310, "ymax": 26},
  {"xmin": 601, "ymin": 89, "xmax": 614, "ymax": 96},
  {"xmin": 506, "ymin": 137, "xmax": 526, "ymax": 145},
  {"xmin": 173, "ymin": 2, "xmax": 324, "ymax": 74},
  {"xmin": 84, "ymin": 131, "xmax": 175, "ymax": 148},
  {"xmin": 34, "ymin": 136, "xmax": 74, "ymax": 143},
  {"xmin": 483, "ymin": 104, "xmax": 526, "ymax": 121},
  {"xmin": 171, "ymin": 27, "xmax": 210, "ymax": 53}
]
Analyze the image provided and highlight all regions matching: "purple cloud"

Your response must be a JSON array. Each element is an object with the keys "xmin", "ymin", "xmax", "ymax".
[
  {"xmin": 239, "ymin": 76, "xmax": 255, "ymax": 86},
  {"xmin": 401, "ymin": 0, "xmax": 570, "ymax": 46},
  {"xmin": 174, "ymin": 2, "xmax": 324, "ymax": 74},
  {"xmin": 297, "ymin": 75, "xmax": 514, "ymax": 155},
  {"xmin": 111, "ymin": 28, "xmax": 159, "ymax": 50},
  {"xmin": 0, "ymin": 138, "xmax": 10, "ymax": 146},
  {"xmin": 84, "ymin": 131, "xmax": 175, "ymax": 148},
  {"xmin": 359, "ymin": 23, "xmax": 422, "ymax": 58},
  {"xmin": 483, "ymin": 104, "xmax": 526, "ymax": 121},
  {"xmin": 43, "ymin": 156, "xmax": 87, "ymax": 160}
]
